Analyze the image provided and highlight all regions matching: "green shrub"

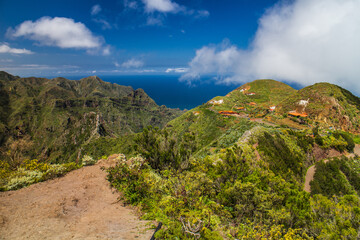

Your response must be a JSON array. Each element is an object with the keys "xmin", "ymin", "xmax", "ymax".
[
  {"xmin": 310, "ymin": 158, "xmax": 358, "ymax": 197},
  {"xmin": 1, "ymin": 160, "xmax": 80, "ymax": 191},
  {"xmin": 82, "ymin": 155, "xmax": 96, "ymax": 166}
]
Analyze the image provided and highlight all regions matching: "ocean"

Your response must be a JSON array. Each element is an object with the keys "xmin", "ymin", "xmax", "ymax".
[
  {"xmin": 63, "ymin": 75, "xmax": 240, "ymax": 110},
  {"xmin": 57, "ymin": 75, "xmax": 304, "ymax": 110}
]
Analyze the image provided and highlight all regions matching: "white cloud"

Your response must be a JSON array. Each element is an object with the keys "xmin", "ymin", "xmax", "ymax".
[
  {"xmin": 141, "ymin": 0, "xmax": 209, "ymax": 23},
  {"xmin": 142, "ymin": 0, "xmax": 183, "ymax": 13},
  {"xmin": 93, "ymin": 18, "xmax": 112, "ymax": 30},
  {"xmin": 102, "ymin": 45, "xmax": 111, "ymax": 55},
  {"xmin": 166, "ymin": 67, "xmax": 188, "ymax": 73},
  {"xmin": 124, "ymin": 0, "xmax": 138, "ymax": 9},
  {"xmin": 146, "ymin": 16, "xmax": 164, "ymax": 26},
  {"xmin": 9, "ymin": 17, "xmax": 103, "ymax": 49},
  {"xmin": 181, "ymin": 40, "xmax": 242, "ymax": 82},
  {"xmin": 196, "ymin": 10, "xmax": 210, "ymax": 18},
  {"xmin": 182, "ymin": 0, "xmax": 360, "ymax": 94},
  {"xmin": 91, "ymin": 4, "xmax": 102, "ymax": 15},
  {"xmin": 114, "ymin": 61, "xmax": 120, "ymax": 67},
  {"xmin": 121, "ymin": 58, "xmax": 144, "ymax": 68},
  {"xmin": 0, "ymin": 59, "xmax": 13, "ymax": 62},
  {"xmin": 0, "ymin": 43, "xmax": 33, "ymax": 54}
]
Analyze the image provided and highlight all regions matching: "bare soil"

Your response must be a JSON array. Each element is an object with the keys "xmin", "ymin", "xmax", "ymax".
[
  {"xmin": 304, "ymin": 165, "xmax": 316, "ymax": 193},
  {"xmin": 0, "ymin": 156, "xmax": 153, "ymax": 240}
]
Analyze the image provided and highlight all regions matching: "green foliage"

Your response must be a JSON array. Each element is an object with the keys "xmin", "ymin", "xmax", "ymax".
[
  {"xmin": 309, "ymin": 194, "xmax": 360, "ymax": 239},
  {"xmin": 0, "ymin": 159, "xmax": 80, "ymax": 191},
  {"xmin": 134, "ymin": 126, "xmax": 196, "ymax": 170},
  {"xmin": 311, "ymin": 157, "xmax": 360, "ymax": 197},
  {"xmin": 0, "ymin": 72, "xmax": 184, "ymax": 164},
  {"xmin": 257, "ymin": 131, "xmax": 306, "ymax": 180},
  {"xmin": 82, "ymin": 155, "xmax": 97, "ymax": 166},
  {"xmin": 333, "ymin": 131, "xmax": 355, "ymax": 152}
]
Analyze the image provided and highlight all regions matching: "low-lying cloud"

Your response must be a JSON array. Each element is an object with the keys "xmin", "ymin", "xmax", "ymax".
[
  {"xmin": 9, "ymin": 17, "xmax": 103, "ymax": 49},
  {"xmin": 121, "ymin": 58, "xmax": 144, "ymax": 68},
  {"xmin": 0, "ymin": 43, "xmax": 33, "ymax": 54},
  {"xmin": 165, "ymin": 67, "xmax": 188, "ymax": 73},
  {"xmin": 182, "ymin": 0, "xmax": 360, "ymax": 94}
]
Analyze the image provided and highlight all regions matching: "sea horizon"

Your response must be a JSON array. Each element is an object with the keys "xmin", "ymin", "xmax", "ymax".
[
  {"xmin": 19, "ymin": 73, "xmax": 306, "ymax": 110},
  {"xmin": 41, "ymin": 74, "xmax": 241, "ymax": 110}
]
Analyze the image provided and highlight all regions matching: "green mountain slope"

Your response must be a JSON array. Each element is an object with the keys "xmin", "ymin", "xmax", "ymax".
[
  {"xmin": 276, "ymin": 82, "xmax": 360, "ymax": 131},
  {"xmin": 0, "ymin": 71, "xmax": 184, "ymax": 164},
  {"xmin": 165, "ymin": 79, "xmax": 298, "ymax": 154},
  {"xmin": 105, "ymin": 79, "xmax": 360, "ymax": 239}
]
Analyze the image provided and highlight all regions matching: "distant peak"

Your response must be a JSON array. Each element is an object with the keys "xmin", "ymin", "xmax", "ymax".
[
  {"xmin": 0, "ymin": 71, "xmax": 19, "ymax": 81},
  {"xmin": 80, "ymin": 75, "xmax": 104, "ymax": 83}
]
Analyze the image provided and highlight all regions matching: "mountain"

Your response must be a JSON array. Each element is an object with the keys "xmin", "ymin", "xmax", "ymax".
[
  {"xmin": 2, "ymin": 74, "xmax": 360, "ymax": 238},
  {"xmin": 0, "ymin": 71, "xmax": 184, "ymax": 163},
  {"xmin": 166, "ymin": 80, "xmax": 360, "ymax": 151},
  {"xmin": 276, "ymin": 82, "xmax": 360, "ymax": 131},
  {"xmin": 104, "ymin": 78, "xmax": 360, "ymax": 239}
]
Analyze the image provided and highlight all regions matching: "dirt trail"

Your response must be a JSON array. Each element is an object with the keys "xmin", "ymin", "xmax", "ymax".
[
  {"xmin": 303, "ymin": 165, "xmax": 316, "ymax": 193},
  {"xmin": 0, "ymin": 156, "xmax": 153, "ymax": 240},
  {"xmin": 303, "ymin": 144, "xmax": 360, "ymax": 193}
]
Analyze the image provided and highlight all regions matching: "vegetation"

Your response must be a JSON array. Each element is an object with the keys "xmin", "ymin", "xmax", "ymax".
[
  {"xmin": 0, "ymin": 159, "xmax": 80, "ymax": 191},
  {"xmin": 3, "ymin": 74, "xmax": 360, "ymax": 239},
  {"xmin": 311, "ymin": 157, "xmax": 360, "ymax": 197},
  {"xmin": 107, "ymin": 122, "xmax": 360, "ymax": 239},
  {"xmin": 104, "ymin": 79, "xmax": 360, "ymax": 239},
  {"xmin": 0, "ymin": 71, "xmax": 183, "ymax": 165},
  {"xmin": 81, "ymin": 155, "xmax": 97, "ymax": 166}
]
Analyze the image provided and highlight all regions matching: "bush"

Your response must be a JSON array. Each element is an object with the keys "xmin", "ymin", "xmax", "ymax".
[
  {"xmin": 310, "ymin": 158, "xmax": 357, "ymax": 197},
  {"xmin": 1, "ymin": 160, "xmax": 80, "ymax": 191},
  {"xmin": 82, "ymin": 155, "xmax": 96, "ymax": 166}
]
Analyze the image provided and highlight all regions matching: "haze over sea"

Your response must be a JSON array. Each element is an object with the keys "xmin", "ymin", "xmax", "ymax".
[{"xmin": 52, "ymin": 75, "xmax": 304, "ymax": 110}]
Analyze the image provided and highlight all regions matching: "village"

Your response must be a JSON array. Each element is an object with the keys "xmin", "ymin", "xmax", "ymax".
[{"xmin": 206, "ymin": 87, "xmax": 311, "ymax": 127}]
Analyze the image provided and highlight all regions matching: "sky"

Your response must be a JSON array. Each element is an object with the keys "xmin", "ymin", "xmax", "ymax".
[{"xmin": 1, "ymin": 0, "xmax": 360, "ymax": 94}]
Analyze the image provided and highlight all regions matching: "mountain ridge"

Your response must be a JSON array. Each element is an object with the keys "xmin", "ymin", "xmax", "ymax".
[{"xmin": 0, "ymin": 71, "xmax": 184, "ymax": 164}]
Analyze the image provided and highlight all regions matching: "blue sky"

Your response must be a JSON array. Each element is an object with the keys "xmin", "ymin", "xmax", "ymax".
[
  {"xmin": 0, "ymin": 0, "xmax": 277, "ymax": 76},
  {"xmin": 1, "ymin": 0, "xmax": 360, "ymax": 95}
]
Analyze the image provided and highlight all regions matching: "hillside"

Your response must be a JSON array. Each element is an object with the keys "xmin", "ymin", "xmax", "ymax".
[
  {"xmin": 2, "ymin": 77, "xmax": 360, "ymax": 239},
  {"xmin": 0, "ymin": 71, "xmax": 184, "ymax": 164},
  {"xmin": 105, "ymin": 79, "xmax": 360, "ymax": 239},
  {"xmin": 276, "ymin": 82, "xmax": 360, "ymax": 131}
]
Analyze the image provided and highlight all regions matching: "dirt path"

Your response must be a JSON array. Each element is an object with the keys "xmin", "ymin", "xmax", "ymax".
[
  {"xmin": 303, "ymin": 144, "xmax": 360, "ymax": 193},
  {"xmin": 303, "ymin": 165, "xmax": 316, "ymax": 193},
  {"xmin": 0, "ymin": 156, "xmax": 153, "ymax": 240}
]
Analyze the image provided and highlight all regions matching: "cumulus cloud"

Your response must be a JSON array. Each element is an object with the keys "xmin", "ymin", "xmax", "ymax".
[
  {"xmin": 181, "ymin": 40, "xmax": 242, "ymax": 82},
  {"xmin": 91, "ymin": 4, "xmax": 102, "ymax": 15},
  {"xmin": 121, "ymin": 58, "xmax": 144, "ymax": 68},
  {"xmin": 9, "ymin": 17, "xmax": 103, "ymax": 49},
  {"xmin": 182, "ymin": 0, "xmax": 360, "ymax": 94},
  {"xmin": 0, "ymin": 43, "xmax": 33, "ymax": 54},
  {"xmin": 142, "ymin": 0, "xmax": 183, "ymax": 13},
  {"xmin": 121, "ymin": 0, "xmax": 209, "ymax": 26}
]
